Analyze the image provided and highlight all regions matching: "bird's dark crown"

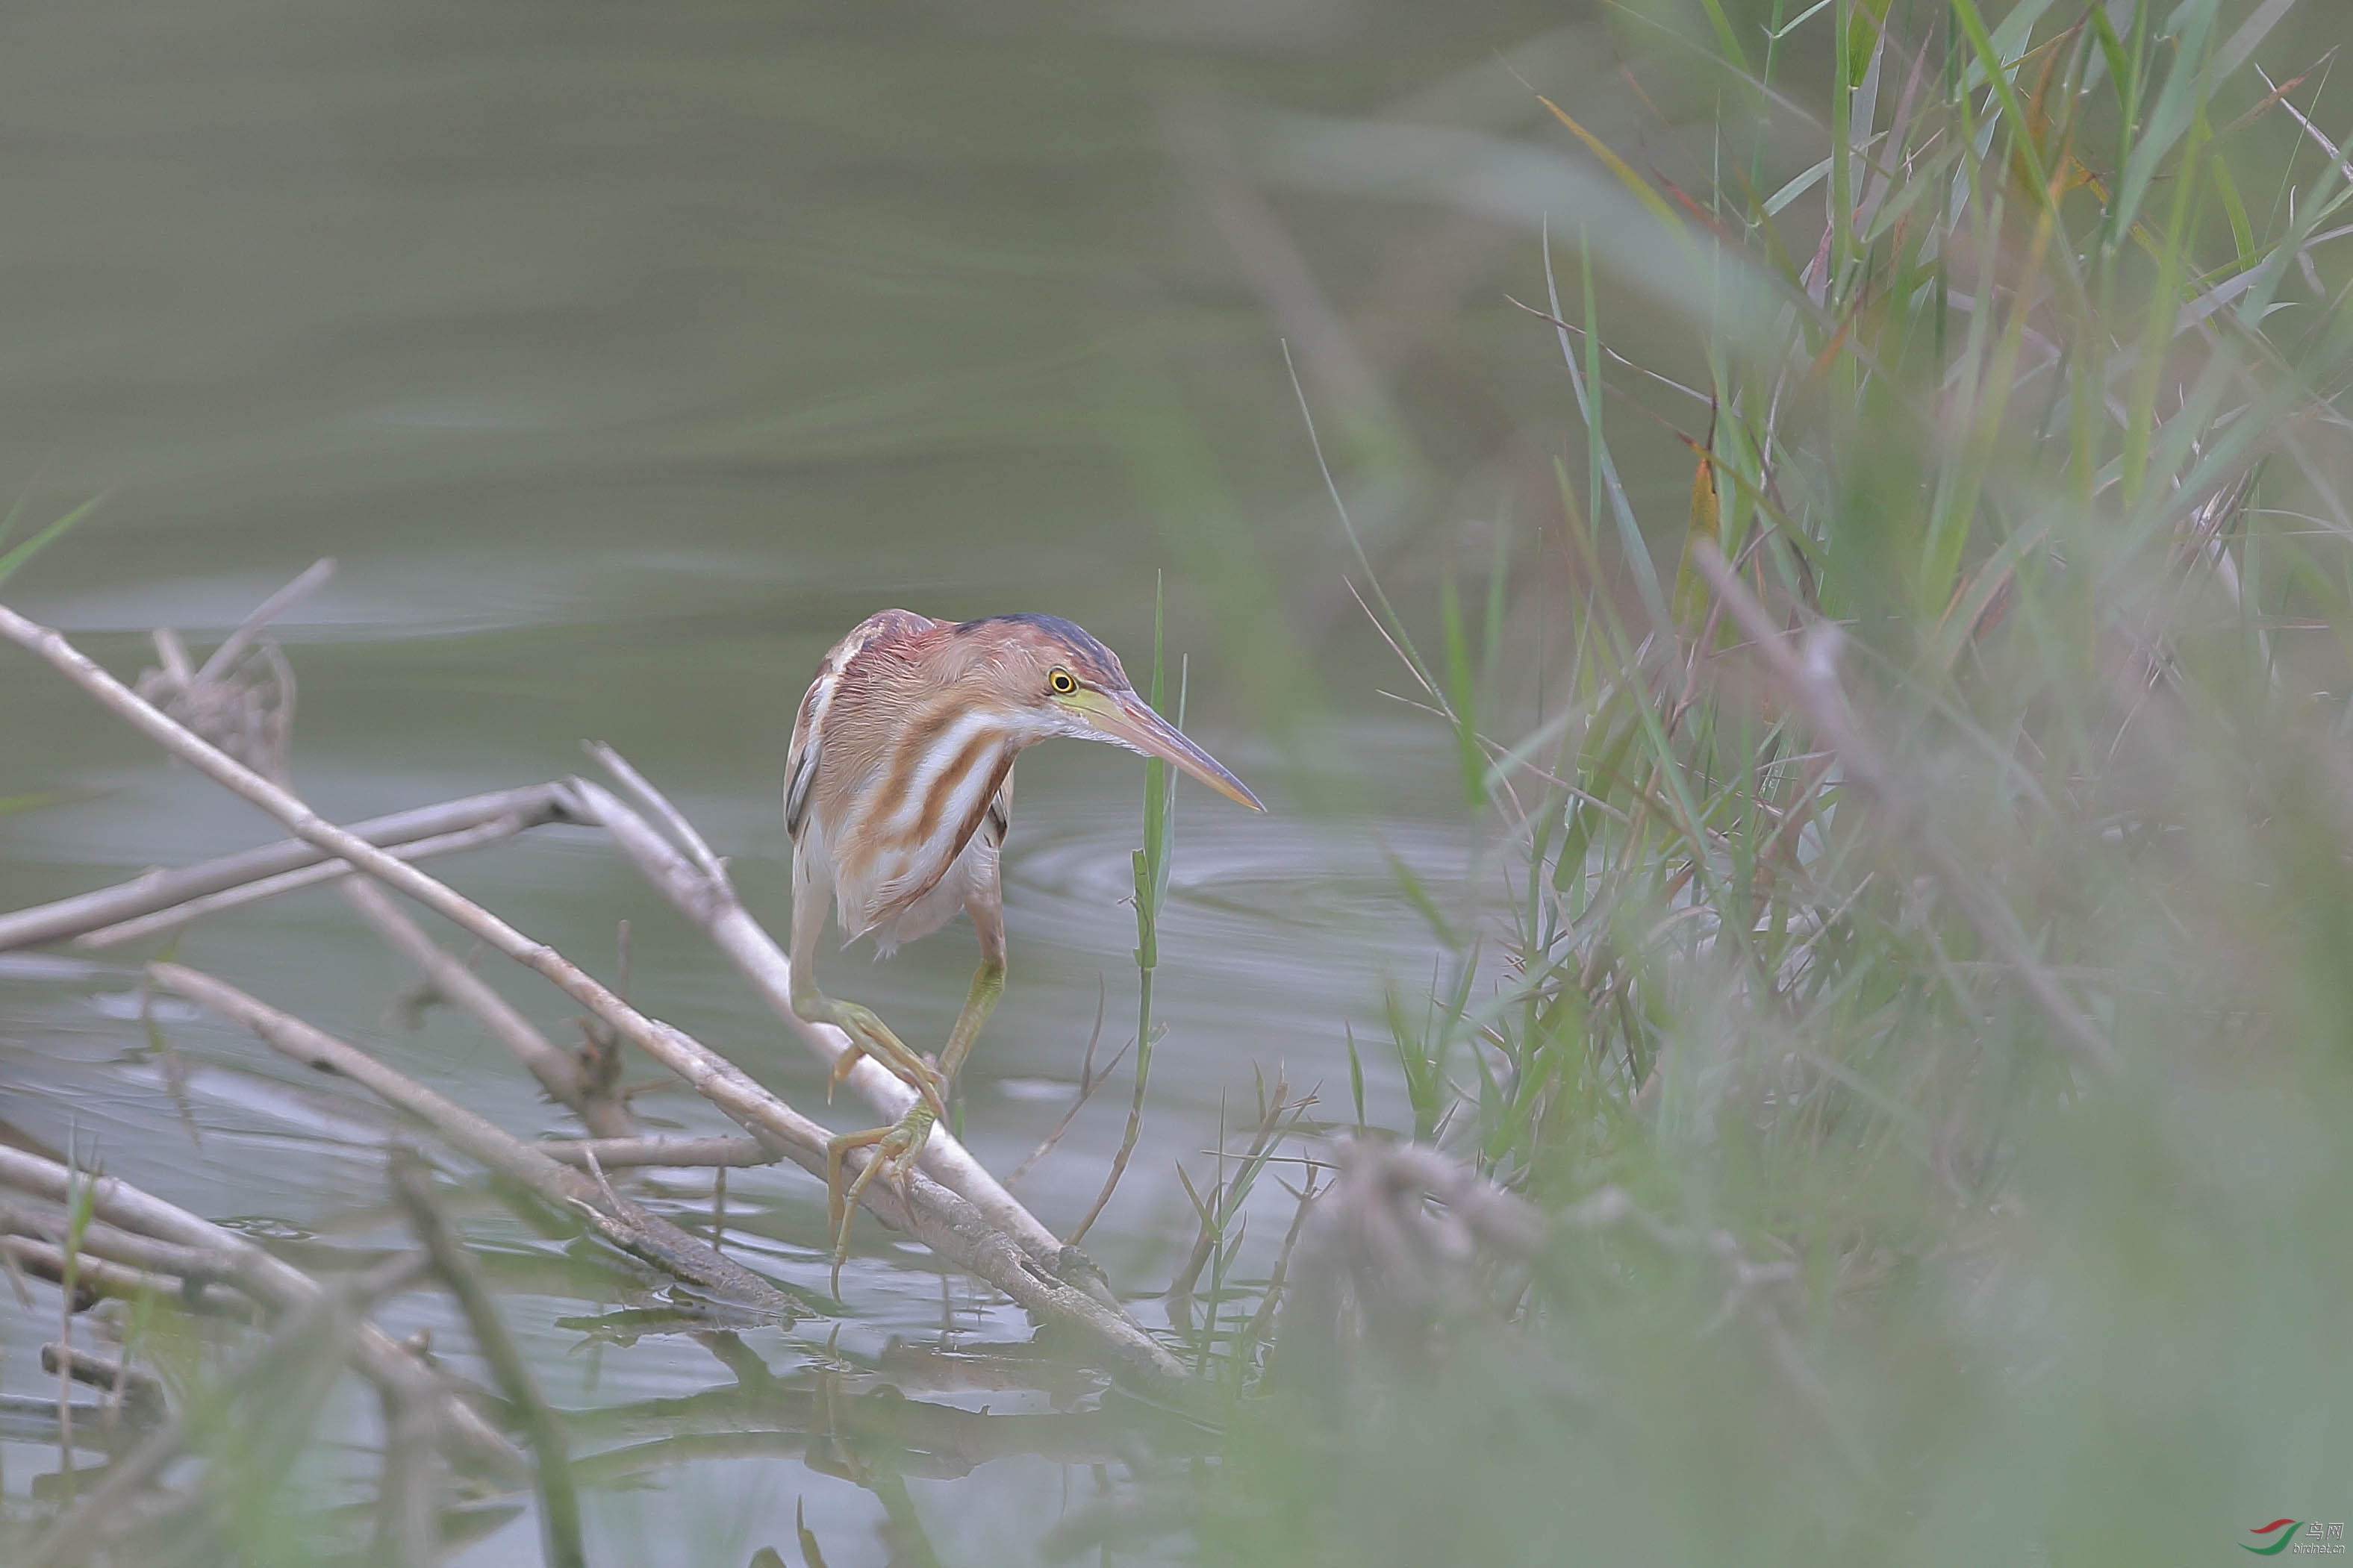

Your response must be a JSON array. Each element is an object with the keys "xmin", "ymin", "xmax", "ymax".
[{"xmin": 951, "ymin": 613, "xmax": 1129, "ymax": 689}]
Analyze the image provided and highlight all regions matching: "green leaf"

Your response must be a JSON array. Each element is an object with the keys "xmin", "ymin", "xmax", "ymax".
[
  {"xmin": 2110, "ymin": 1, "xmax": 2220, "ymax": 243},
  {"xmin": 0, "ymin": 493, "xmax": 103, "ymax": 589}
]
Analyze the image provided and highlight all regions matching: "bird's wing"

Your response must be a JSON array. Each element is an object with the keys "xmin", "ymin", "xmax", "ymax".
[
  {"xmin": 785, "ymin": 608, "xmax": 938, "ymax": 841},
  {"xmin": 984, "ymin": 763, "xmax": 1013, "ymax": 848}
]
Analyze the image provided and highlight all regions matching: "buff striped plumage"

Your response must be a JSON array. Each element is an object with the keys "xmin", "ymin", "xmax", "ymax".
[
  {"xmin": 786, "ymin": 606, "xmax": 1252, "ymax": 971},
  {"xmin": 788, "ymin": 610, "xmax": 1048, "ymax": 947}
]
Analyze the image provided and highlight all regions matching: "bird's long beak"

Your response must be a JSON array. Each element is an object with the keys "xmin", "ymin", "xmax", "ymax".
[{"xmin": 1076, "ymin": 690, "xmax": 1265, "ymax": 811}]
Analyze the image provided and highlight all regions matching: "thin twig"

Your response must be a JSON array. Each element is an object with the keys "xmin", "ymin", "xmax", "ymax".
[
  {"xmin": 340, "ymin": 875, "xmax": 635, "ymax": 1138},
  {"xmin": 1066, "ymin": 1028, "xmax": 1159, "ymax": 1247},
  {"xmin": 0, "ymin": 783, "xmax": 579, "ymax": 952},
  {"xmin": 390, "ymin": 1151, "xmax": 585, "ymax": 1568},
  {"xmin": 585, "ymin": 740, "xmax": 730, "ymax": 887},
  {"xmin": 1007, "ymin": 987, "xmax": 1130, "ymax": 1189},
  {"xmin": 1503, "ymin": 293, "xmax": 1714, "ymax": 405},
  {"xmin": 537, "ymin": 1136, "xmax": 776, "ymax": 1170},
  {"xmin": 79, "ymin": 816, "xmax": 535, "ymax": 949},
  {"xmin": 195, "ymin": 557, "xmax": 336, "ymax": 686}
]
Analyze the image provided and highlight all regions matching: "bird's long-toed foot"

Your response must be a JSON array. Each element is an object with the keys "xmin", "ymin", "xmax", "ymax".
[
  {"xmin": 824, "ymin": 1102, "xmax": 937, "ymax": 1297},
  {"xmin": 793, "ymin": 991, "xmax": 947, "ymax": 1120}
]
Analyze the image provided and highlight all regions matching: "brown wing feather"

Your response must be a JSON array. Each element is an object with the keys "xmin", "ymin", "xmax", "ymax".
[{"xmin": 785, "ymin": 608, "xmax": 938, "ymax": 841}]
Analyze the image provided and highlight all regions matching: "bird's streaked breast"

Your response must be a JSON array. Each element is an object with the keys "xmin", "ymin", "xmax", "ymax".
[
  {"xmin": 907, "ymin": 725, "xmax": 1003, "ymax": 849},
  {"xmin": 825, "ymin": 694, "xmax": 1024, "ymax": 934},
  {"xmin": 882, "ymin": 704, "xmax": 1002, "ymax": 834}
]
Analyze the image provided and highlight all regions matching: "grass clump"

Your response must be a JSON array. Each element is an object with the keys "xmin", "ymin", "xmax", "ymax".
[{"xmin": 1181, "ymin": 3, "xmax": 2353, "ymax": 1563}]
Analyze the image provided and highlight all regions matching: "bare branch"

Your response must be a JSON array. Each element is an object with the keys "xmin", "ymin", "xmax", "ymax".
[
  {"xmin": 1276, "ymin": 1139, "xmax": 1553, "ymax": 1394},
  {"xmin": 372, "ymin": 1366, "xmax": 442, "ymax": 1568},
  {"xmin": 149, "ymin": 961, "xmax": 788, "ymax": 1313},
  {"xmin": 40, "ymin": 1343, "xmax": 166, "ymax": 1427},
  {"xmin": 0, "ymin": 1234, "xmax": 258, "ymax": 1322},
  {"xmin": 77, "ymin": 815, "xmax": 537, "ymax": 949},
  {"xmin": 0, "ymin": 784, "xmax": 579, "ymax": 953},
  {"xmin": 0, "ymin": 1140, "xmax": 526, "ymax": 1482},
  {"xmin": 339, "ymin": 876, "xmax": 635, "ymax": 1138},
  {"xmin": 537, "ymin": 1136, "xmax": 775, "ymax": 1170},
  {"xmin": 0, "ymin": 1201, "xmax": 247, "ymax": 1287},
  {"xmin": 563, "ymin": 775, "xmax": 1109, "ymax": 1290},
  {"xmin": 195, "ymin": 557, "xmax": 336, "ymax": 686},
  {"xmin": 585, "ymin": 739, "xmax": 729, "ymax": 887},
  {"xmin": 149, "ymin": 628, "xmax": 195, "ymax": 690}
]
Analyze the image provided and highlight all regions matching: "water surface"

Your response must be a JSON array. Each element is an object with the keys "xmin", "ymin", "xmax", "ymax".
[{"xmin": 0, "ymin": 1, "xmax": 1601, "ymax": 1558}]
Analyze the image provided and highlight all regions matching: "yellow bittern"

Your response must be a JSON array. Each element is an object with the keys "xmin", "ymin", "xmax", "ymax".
[{"xmin": 785, "ymin": 609, "xmax": 1262, "ymax": 1281}]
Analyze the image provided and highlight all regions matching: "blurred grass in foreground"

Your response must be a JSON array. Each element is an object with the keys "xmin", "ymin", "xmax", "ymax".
[{"xmin": 1188, "ymin": 2, "xmax": 2353, "ymax": 1563}]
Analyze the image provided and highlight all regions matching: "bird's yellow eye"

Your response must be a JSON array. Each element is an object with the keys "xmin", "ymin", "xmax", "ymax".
[{"xmin": 1048, "ymin": 667, "xmax": 1077, "ymax": 696}]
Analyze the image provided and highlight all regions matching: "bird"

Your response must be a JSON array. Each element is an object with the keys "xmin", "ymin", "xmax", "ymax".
[{"xmin": 785, "ymin": 609, "xmax": 1262, "ymax": 1284}]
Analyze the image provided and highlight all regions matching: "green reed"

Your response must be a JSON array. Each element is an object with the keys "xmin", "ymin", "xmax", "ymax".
[{"xmin": 1177, "ymin": 4, "xmax": 2353, "ymax": 1564}]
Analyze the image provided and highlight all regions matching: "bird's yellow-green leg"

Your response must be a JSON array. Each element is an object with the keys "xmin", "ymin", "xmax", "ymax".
[
  {"xmin": 824, "ymin": 955, "xmax": 1005, "ymax": 1289},
  {"xmin": 937, "ymin": 955, "xmax": 1006, "ymax": 1089}
]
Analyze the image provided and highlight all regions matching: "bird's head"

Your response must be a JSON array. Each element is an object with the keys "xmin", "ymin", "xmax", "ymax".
[{"xmin": 950, "ymin": 613, "xmax": 1264, "ymax": 811}]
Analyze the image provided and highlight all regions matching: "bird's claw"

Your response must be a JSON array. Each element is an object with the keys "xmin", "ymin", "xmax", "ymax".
[
  {"xmin": 826, "ymin": 1033, "xmax": 944, "ymax": 1108},
  {"xmin": 824, "ymin": 1103, "xmax": 938, "ymax": 1299},
  {"xmin": 802, "ymin": 995, "xmax": 947, "ymax": 1119}
]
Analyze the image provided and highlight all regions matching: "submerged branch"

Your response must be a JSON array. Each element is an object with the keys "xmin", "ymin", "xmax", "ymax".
[
  {"xmin": 22, "ymin": 1249, "xmax": 431, "ymax": 1568},
  {"xmin": 0, "ymin": 1142, "xmax": 526, "ymax": 1483}
]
